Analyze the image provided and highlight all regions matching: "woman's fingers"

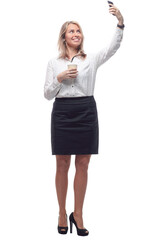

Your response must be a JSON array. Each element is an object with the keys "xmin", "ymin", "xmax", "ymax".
[
  {"xmin": 68, "ymin": 69, "xmax": 78, "ymax": 75},
  {"xmin": 69, "ymin": 69, "xmax": 78, "ymax": 73},
  {"xmin": 109, "ymin": 5, "xmax": 123, "ymax": 21},
  {"xmin": 66, "ymin": 69, "xmax": 78, "ymax": 78},
  {"xmin": 109, "ymin": 6, "xmax": 117, "ymax": 13},
  {"xmin": 109, "ymin": 6, "xmax": 117, "ymax": 16},
  {"xmin": 57, "ymin": 69, "xmax": 78, "ymax": 82},
  {"xmin": 109, "ymin": 9, "xmax": 116, "ymax": 14}
]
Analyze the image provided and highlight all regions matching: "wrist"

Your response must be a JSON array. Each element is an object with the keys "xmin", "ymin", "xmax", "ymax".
[
  {"xmin": 57, "ymin": 75, "xmax": 62, "ymax": 83},
  {"xmin": 117, "ymin": 17, "xmax": 125, "ymax": 29},
  {"xmin": 118, "ymin": 17, "xmax": 124, "ymax": 26},
  {"xmin": 118, "ymin": 20, "xmax": 124, "ymax": 26},
  {"xmin": 118, "ymin": 22, "xmax": 124, "ymax": 26},
  {"xmin": 117, "ymin": 23, "xmax": 125, "ymax": 29}
]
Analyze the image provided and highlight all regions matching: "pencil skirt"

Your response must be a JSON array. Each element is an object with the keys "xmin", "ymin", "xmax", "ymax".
[{"xmin": 51, "ymin": 96, "xmax": 99, "ymax": 155}]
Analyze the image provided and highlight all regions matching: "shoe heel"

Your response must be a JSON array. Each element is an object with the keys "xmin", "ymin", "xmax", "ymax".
[
  {"xmin": 70, "ymin": 220, "xmax": 73, "ymax": 233},
  {"xmin": 69, "ymin": 212, "xmax": 89, "ymax": 236}
]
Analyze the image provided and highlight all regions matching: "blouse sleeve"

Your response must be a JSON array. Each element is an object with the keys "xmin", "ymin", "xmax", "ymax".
[
  {"xmin": 93, "ymin": 27, "xmax": 124, "ymax": 69},
  {"xmin": 44, "ymin": 59, "xmax": 62, "ymax": 100}
]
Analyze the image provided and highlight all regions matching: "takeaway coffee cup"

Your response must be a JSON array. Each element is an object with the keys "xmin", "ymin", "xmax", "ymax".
[{"xmin": 67, "ymin": 64, "xmax": 77, "ymax": 70}]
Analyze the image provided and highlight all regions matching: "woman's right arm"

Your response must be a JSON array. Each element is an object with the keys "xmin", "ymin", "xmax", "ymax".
[
  {"xmin": 44, "ymin": 60, "xmax": 78, "ymax": 100},
  {"xmin": 44, "ymin": 60, "xmax": 62, "ymax": 100}
]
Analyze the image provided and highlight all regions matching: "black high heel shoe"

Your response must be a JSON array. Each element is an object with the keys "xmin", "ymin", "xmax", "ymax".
[
  {"xmin": 69, "ymin": 212, "xmax": 89, "ymax": 236},
  {"xmin": 57, "ymin": 214, "xmax": 68, "ymax": 234}
]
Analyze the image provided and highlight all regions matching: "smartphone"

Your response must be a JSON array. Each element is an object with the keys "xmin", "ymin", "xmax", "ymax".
[{"xmin": 108, "ymin": 1, "xmax": 113, "ymax": 7}]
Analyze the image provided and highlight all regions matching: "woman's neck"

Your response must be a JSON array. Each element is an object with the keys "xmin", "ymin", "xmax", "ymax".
[{"xmin": 66, "ymin": 46, "xmax": 79, "ymax": 60}]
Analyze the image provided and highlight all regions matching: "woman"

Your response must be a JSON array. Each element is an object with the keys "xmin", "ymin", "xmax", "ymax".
[{"xmin": 44, "ymin": 3, "xmax": 124, "ymax": 236}]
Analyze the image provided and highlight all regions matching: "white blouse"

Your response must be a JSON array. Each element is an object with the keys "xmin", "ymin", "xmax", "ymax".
[{"xmin": 44, "ymin": 27, "xmax": 123, "ymax": 100}]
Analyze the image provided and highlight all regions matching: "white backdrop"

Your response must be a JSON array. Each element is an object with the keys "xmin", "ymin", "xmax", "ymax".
[{"xmin": 0, "ymin": 0, "xmax": 160, "ymax": 239}]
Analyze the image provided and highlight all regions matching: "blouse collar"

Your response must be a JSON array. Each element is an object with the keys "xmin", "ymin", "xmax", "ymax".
[{"xmin": 65, "ymin": 51, "xmax": 81, "ymax": 61}]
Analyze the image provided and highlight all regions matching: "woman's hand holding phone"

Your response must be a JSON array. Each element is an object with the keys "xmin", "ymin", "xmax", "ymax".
[{"xmin": 107, "ymin": 1, "xmax": 124, "ymax": 25}]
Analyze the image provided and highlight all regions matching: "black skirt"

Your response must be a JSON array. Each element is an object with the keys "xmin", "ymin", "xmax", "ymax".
[{"xmin": 51, "ymin": 96, "xmax": 99, "ymax": 155}]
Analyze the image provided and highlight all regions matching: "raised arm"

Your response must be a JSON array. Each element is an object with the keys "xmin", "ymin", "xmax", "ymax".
[{"xmin": 93, "ymin": 4, "xmax": 124, "ymax": 68}]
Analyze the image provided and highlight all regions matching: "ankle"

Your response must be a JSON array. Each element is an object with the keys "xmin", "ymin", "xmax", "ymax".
[
  {"xmin": 59, "ymin": 210, "xmax": 67, "ymax": 216},
  {"xmin": 73, "ymin": 211, "xmax": 83, "ymax": 218}
]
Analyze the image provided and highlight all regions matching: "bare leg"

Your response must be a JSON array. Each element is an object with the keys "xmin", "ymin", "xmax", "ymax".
[
  {"xmin": 55, "ymin": 155, "xmax": 71, "ymax": 229},
  {"xmin": 73, "ymin": 154, "xmax": 91, "ymax": 232}
]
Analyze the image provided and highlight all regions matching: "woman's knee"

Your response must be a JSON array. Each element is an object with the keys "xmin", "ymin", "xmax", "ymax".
[
  {"xmin": 75, "ymin": 155, "xmax": 91, "ymax": 171},
  {"xmin": 56, "ymin": 155, "xmax": 71, "ymax": 173}
]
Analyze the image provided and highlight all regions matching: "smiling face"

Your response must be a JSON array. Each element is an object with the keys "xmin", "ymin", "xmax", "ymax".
[{"xmin": 65, "ymin": 24, "xmax": 82, "ymax": 49}]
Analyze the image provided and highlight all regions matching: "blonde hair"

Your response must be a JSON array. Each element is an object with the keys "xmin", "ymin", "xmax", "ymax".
[{"xmin": 57, "ymin": 21, "xmax": 87, "ymax": 60}]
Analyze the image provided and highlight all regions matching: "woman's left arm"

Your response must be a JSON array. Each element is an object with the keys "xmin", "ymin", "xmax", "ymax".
[{"xmin": 94, "ymin": 4, "xmax": 124, "ymax": 68}]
